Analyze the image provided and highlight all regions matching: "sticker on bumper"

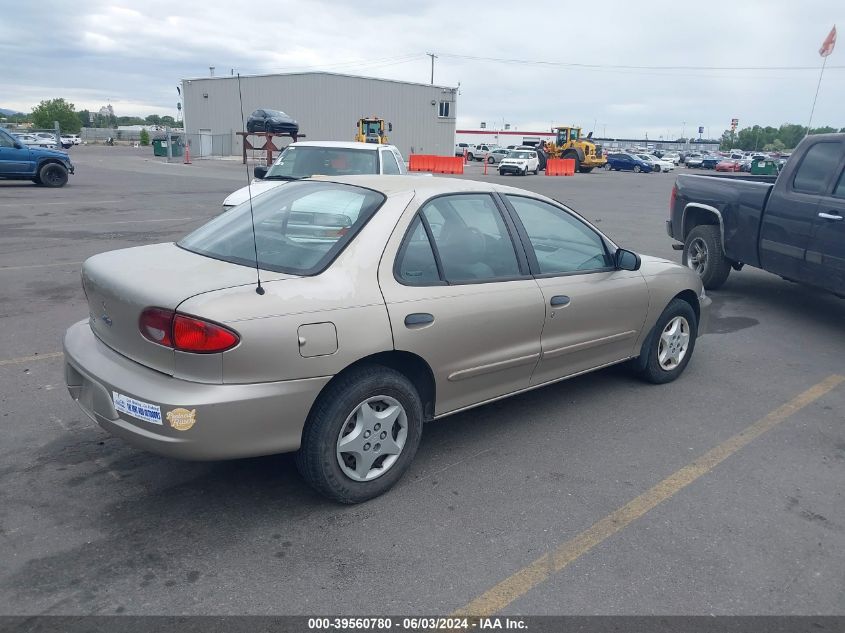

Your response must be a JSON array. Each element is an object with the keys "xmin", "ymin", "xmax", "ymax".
[
  {"xmin": 166, "ymin": 408, "xmax": 196, "ymax": 431},
  {"xmin": 112, "ymin": 391, "xmax": 163, "ymax": 425}
]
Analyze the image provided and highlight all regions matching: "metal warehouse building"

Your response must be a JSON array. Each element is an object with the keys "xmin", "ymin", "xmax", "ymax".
[{"xmin": 181, "ymin": 71, "xmax": 457, "ymax": 159}]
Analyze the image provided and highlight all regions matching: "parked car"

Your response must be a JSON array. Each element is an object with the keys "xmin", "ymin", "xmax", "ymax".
[
  {"xmin": 33, "ymin": 132, "xmax": 72, "ymax": 149},
  {"xmin": 604, "ymin": 153, "xmax": 653, "ymax": 173},
  {"xmin": 470, "ymin": 144, "xmax": 497, "ymax": 161},
  {"xmin": 700, "ymin": 156, "xmax": 721, "ymax": 170},
  {"xmin": 14, "ymin": 133, "xmax": 57, "ymax": 149},
  {"xmin": 662, "ymin": 153, "xmax": 681, "ymax": 165},
  {"xmin": 245, "ymin": 109, "xmax": 299, "ymax": 136},
  {"xmin": 636, "ymin": 154, "xmax": 674, "ymax": 173},
  {"xmin": 222, "ymin": 141, "xmax": 406, "ymax": 209},
  {"xmin": 485, "ymin": 148, "xmax": 510, "ymax": 164},
  {"xmin": 667, "ymin": 133, "xmax": 845, "ymax": 295},
  {"xmin": 0, "ymin": 127, "xmax": 74, "ymax": 186},
  {"xmin": 68, "ymin": 134, "xmax": 81, "ymax": 145},
  {"xmin": 455, "ymin": 142, "xmax": 476, "ymax": 159},
  {"xmin": 498, "ymin": 149, "xmax": 539, "ymax": 175},
  {"xmin": 685, "ymin": 154, "xmax": 704, "ymax": 168},
  {"xmin": 64, "ymin": 175, "xmax": 709, "ymax": 503},
  {"xmin": 715, "ymin": 159, "xmax": 742, "ymax": 172}
]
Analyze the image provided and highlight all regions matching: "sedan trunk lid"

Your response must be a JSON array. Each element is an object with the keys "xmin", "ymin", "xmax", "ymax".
[{"xmin": 81, "ymin": 242, "xmax": 292, "ymax": 375}]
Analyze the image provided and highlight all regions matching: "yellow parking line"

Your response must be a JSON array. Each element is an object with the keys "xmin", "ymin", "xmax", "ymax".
[
  {"xmin": 453, "ymin": 374, "xmax": 845, "ymax": 616},
  {"xmin": 0, "ymin": 351, "xmax": 64, "ymax": 366}
]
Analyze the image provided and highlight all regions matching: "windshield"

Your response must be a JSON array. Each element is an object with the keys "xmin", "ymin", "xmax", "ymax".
[
  {"xmin": 265, "ymin": 146, "xmax": 379, "ymax": 179},
  {"xmin": 362, "ymin": 121, "xmax": 381, "ymax": 135},
  {"xmin": 507, "ymin": 151, "xmax": 532, "ymax": 159},
  {"xmin": 264, "ymin": 110, "xmax": 288, "ymax": 118},
  {"xmin": 179, "ymin": 181, "xmax": 385, "ymax": 275}
]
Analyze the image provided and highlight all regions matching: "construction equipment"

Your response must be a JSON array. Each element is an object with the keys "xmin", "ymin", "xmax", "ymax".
[
  {"xmin": 355, "ymin": 117, "xmax": 391, "ymax": 144},
  {"xmin": 542, "ymin": 126, "xmax": 606, "ymax": 173}
]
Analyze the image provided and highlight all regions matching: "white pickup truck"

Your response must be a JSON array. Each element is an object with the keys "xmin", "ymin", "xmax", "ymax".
[{"xmin": 223, "ymin": 141, "xmax": 407, "ymax": 209}]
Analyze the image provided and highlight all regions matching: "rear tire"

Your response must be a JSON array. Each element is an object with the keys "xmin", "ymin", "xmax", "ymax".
[
  {"xmin": 296, "ymin": 365, "xmax": 424, "ymax": 504},
  {"xmin": 38, "ymin": 163, "xmax": 68, "ymax": 188},
  {"xmin": 466, "ymin": 153, "xmax": 474, "ymax": 162},
  {"xmin": 632, "ymin": 299, "xmax": 698, "ymax": 384},
  {"xmin": 682, "ymin": 225, "xmax": 731, "ymax": 289}
]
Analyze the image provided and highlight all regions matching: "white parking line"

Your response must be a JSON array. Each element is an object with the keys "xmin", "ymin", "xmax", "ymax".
[
  {"xmin": 5, "ymin": 216, "xmax": 198, "ymax": 229},
  {"xmin": 0, "ymin": 199, "xmax": 123, "ymax": 208},
  {"xmin": 0, "ymin": 262, "xmax": 82, "ymax": 272}
]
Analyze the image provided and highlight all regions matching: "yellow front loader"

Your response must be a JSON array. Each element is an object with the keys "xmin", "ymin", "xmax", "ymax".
[
  {"xmin": 355, "ymin": 117, "xmax": 392, "ymax": 144},
  {"xmin": 542, "ymin": 126, "xmax": 606, "ymax": 173}
]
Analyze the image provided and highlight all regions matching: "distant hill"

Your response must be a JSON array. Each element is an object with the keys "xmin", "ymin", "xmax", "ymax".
[{"xmin": 0, "ymin": 107, "xmax": 24, "ymax": 116}]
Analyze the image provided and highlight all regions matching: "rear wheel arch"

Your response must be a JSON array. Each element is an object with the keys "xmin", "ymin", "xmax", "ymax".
[
  {"xmin": 309, "ymin": 350, "xmax": 436, "ymax": 423},
  {"xmin": 682, "ymin": 203, "xmax": 723, "ymax": 242}
]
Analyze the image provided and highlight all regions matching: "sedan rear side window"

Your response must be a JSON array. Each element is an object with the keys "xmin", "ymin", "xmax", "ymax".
[
  {"xmin": 506, "ymin": 196, "xmax": 613, "ymax": 275},
  {"xmin": 179, "ymin": 181, "xmax": 385, "ymax": 275},
  {"xmin": 421, "ymin": 194, "xmax": 521, "ymax": 283},
  {"xmin": 792, "ymin": 142, "xmax": 841, "ymax": 194},
  {"xmin": 395, "ymin": 216, "xmax": 441, "ymax": 285}
]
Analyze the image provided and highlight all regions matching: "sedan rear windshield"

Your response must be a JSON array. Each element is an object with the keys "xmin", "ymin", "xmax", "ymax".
[
  {"xmin": 265, "ymin": 146, "xmax": 378, "ymax": 179},
  {"xmin": 178, "ymin": 181, "xmax": 385, "ymax": 275}
]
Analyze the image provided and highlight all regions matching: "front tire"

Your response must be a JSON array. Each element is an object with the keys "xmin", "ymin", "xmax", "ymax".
[
  {"xmin": 604, "ymin": 163, "xmax": 613, "ymax": 171},
  {"xmin": 633, "ymin": 165, "xmax": 641, "ymax": 173},
  {"xmin": 296, "ymin": 365, "xmax": 423, "ymax": 504},
  {"xmin": 682, "ymin": 225, "xmax": 731, "ymax": 289},
  {"xmin": 632, "ymin": 299, "xmax": 698, "ymax": 384},
  {"xmin": 38, "ymin": 163, "xmax": 68, "ymax": 188}
]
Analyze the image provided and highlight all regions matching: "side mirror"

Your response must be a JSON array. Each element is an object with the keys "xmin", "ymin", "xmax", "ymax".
[
  {"xmin": 14, "ymin": 142, "xmax": 24, "ymax": 150},
  {"xmin": 253, "ymin": 165, "xmax": 268, "ymax": 180},
  {"xmin": 615, "ymin": 248, "xmax": 641, "ymax": 271},
  {"xmin": 388, "ymin": 122, "xmax": 393, "ymax": 132}
]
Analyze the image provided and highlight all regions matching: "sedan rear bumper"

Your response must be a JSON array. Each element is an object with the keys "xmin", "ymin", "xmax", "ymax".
[{"xmin": 63, "ymin": 320, "xmax": 330, "ymax": 460}]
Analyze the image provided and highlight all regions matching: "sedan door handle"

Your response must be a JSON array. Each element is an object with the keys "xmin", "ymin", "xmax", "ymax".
[
  {"xmin": 550, "ymin": 295, "xmax": 571, "ymax": 307},
  {"xmin": 404, "ymin": 313, "xmax": 434, "ymax": 327},
  {"xmin": 818, "ymin": 212, "xmax": 843, "ymax": 221}
]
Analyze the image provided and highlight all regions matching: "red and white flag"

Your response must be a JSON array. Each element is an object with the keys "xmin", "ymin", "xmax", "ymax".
[{"xmin": 819, "ymin": 25, "xmax": 837, "ymax": 57}]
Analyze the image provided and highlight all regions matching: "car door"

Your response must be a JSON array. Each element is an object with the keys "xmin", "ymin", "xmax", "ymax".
[
  {"xmin": 380, "ymin": 149, "xmax": 402, "ymax": 174},
  {"xmin": 501, "ymin": 194, "xmax": 650, "ymax": 385},
  {"xmin": 805, "ymin": 160, "xmax": 845, "ymax": 294},
  {"xmin": 379, "ymin": 193, "xmax": 546, "ymax": 416},
  {"xmin": 760, "ymin": 140, "xmax": 842, "ymax": 282},
  {"xmin": 0, "ymin": 130, "xmax": 32, "ymax": 175},
  {"xmin": 618, "ymin": 155, "xmax": 632, "ymax": 171}
]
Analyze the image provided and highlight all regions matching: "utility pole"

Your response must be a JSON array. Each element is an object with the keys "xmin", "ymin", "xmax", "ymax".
[{"xmin": 426, "ymin": 52, "xmax": 437, "ymax": 85}]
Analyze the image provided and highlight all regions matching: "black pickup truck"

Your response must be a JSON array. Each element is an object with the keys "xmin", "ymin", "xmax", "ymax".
[{"xmin": 667, "ymin": 133, "xmax": 845, "ymax": 296}]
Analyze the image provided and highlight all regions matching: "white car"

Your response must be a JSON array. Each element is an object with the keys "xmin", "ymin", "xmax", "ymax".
[
  {"xmin": 660, "ymin": 152, "xmax": 681, "ymax": 165},
  {"xmin": 14, "ymin": 133, "xmax": 57, "ymax": 149},
  {"xmin": 636, "ymin": 154, "xmax": 674, "ymax": 173},
  {"xmin": 223, "ymin": 141, "xmax": 407, "ymax": 209},
  {"xmin": 498, "ymin": 150, "xmax": 539, "ymax": 176}
]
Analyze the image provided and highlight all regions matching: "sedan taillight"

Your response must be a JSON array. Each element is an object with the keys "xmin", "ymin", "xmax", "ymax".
[{"xmin": 139, "ymin": 308, "xmax": 239, "ymax": 353}]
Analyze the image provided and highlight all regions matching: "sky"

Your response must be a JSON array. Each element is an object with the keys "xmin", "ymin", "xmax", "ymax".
[{"xmin": 1, "ymin": 0, "xmax": 843, "ymax": 139}]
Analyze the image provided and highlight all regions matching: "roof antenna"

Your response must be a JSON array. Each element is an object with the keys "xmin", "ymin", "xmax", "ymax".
[{"xmin": 236, "ymin": 73, "xmax": 265, "ymax": 295}]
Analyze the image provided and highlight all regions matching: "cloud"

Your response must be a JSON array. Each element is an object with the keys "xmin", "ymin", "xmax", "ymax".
[{"xmin": 2, "ymin": 0, "xmax": 843, "ymax": 138}]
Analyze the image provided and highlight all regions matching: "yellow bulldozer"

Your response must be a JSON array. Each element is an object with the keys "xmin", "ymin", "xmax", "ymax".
[
  {"xmin": 542, "ymin": 126, "xmax": 606, "ymax": 173},
  {"xmin": 355, "ymin": 117, "xmax": 392, "ymax": 144}
]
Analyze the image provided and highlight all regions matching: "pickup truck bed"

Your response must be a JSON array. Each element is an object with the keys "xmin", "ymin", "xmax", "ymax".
[{"xmin": 667, "ymin": 134, "xmax": 845, "ymax": 296}]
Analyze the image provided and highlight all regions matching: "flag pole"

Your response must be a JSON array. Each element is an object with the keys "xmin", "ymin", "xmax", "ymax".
[{"xmin": 806, "ymin": 51, "xmax": 829, "ymax": 137}]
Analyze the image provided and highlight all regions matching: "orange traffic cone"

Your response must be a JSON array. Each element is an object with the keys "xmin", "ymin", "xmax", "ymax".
[{"xmin": 184, "ymin": 144, "xmax": 192, "ymax": 165}]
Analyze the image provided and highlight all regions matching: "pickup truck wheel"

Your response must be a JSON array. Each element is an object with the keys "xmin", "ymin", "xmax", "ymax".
[
  {"xmin": 296, "ymin": 365, "xmax": 423, "ymax": 504},
  {"xmin": 39, "ymin": 163, "xmax": 68, "ymax": 188},
  {"xmin": 466, "ymin": 152, "xmax": 474, "ymax": 161},
  {"xmin": 632, "ymin": 299, "xmax": 698, "ymax": 384},
  {"xmin": 683, "ymin": 225, "xmax": 731, "ymax": 289}
]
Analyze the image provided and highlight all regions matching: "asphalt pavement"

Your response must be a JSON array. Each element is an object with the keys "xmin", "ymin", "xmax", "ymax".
[{"xmin": 0, "ymin": 147, "xmax": 843, "ymax": 616}]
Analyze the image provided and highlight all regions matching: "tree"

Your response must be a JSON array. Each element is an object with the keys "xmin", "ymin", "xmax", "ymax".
[
  {"xmin": 77, "ymin": 109, "xmax": 92, "ymax": 128},
  {"xmin": 160, "ymin": 115, "xmax": 176, "ymax": 126},
  {"xmin": 145, "ymin": 114, "xmax": 162, "ymax": 125},
  {"xmin": 139, "ymin": 129, "xmax": 150, "ymax": 146},
  {"xmin": 31, "ymin": 98, "xmax": 81, "ymax": 133}
]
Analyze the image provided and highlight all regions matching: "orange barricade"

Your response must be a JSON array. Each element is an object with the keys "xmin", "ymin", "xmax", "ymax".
[
  {"xmin": 409, "ymin": 155, "xmax": 464, "ymax": 174},
  {"xmin": 545, "ymin": 158, "xmax": 576, "ymax": 176}
]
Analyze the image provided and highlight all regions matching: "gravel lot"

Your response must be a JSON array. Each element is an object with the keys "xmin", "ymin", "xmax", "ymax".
[{"xmin": 1, "ymin": 146, "xmax": 843, "ymax": 615}]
